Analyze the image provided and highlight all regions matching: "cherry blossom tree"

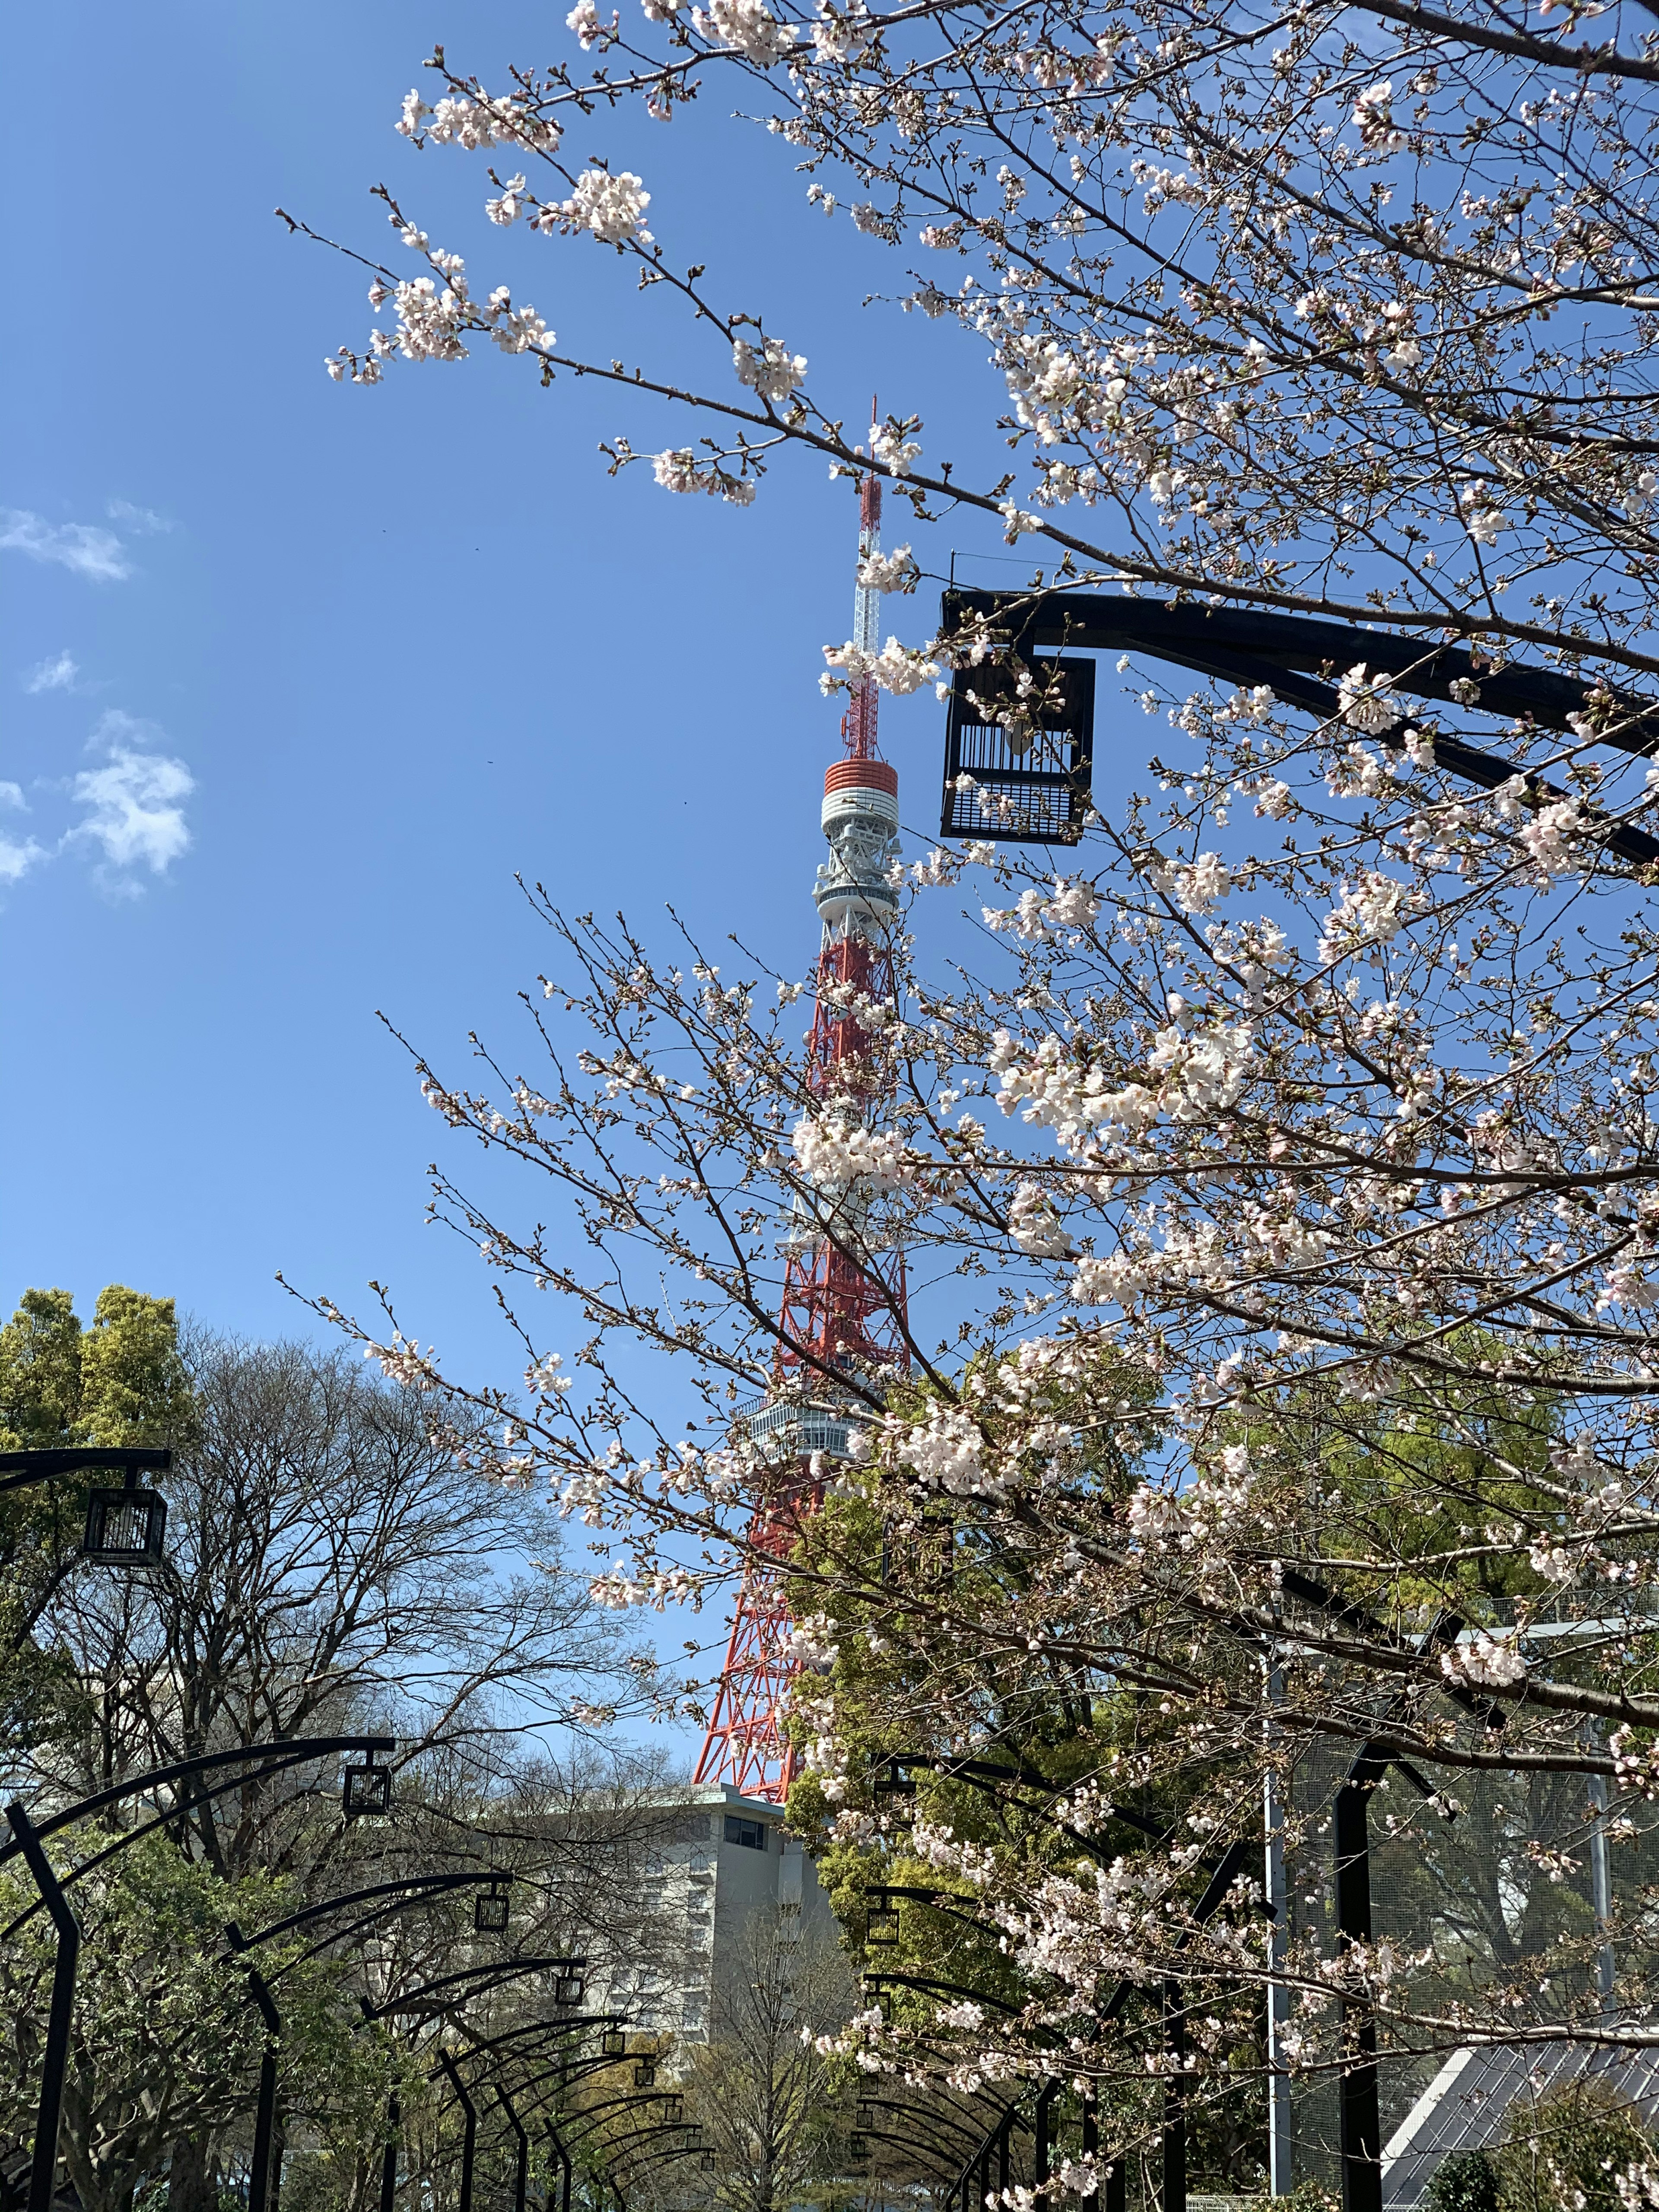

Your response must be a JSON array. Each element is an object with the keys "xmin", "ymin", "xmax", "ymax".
[{"xmin": 296, "ymin": 0, "xmax": 1659, "ymax": 2191}]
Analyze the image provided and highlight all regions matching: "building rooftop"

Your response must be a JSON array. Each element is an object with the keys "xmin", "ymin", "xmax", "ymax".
[{"xmin": 1383, "ymin": 2040, "xmax": 1659, "ymax": 2208}]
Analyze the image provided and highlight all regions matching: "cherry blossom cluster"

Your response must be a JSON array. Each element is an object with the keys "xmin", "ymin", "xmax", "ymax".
[{"xmin": 297, "ymin": 0, "xmax": 1659, "ymax": 2150}]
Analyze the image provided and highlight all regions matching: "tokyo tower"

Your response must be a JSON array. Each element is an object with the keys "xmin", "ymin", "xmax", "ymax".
[{"xmin": 694, "ymin": 448, "xmax": 911, "ymax": 1803}]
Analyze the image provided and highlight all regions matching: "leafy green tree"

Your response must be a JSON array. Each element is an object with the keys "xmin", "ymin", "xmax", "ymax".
[
  {"xmin": 0, "ymin": 1834, "xmax": 381, "ymax": 2212},
  {"xmin": 0, "ymin": 1290, "xmax": 86, "ymax": 1449},
  {"xmin": 1427, "ymin": 2151, "xmax": 1500, "ymax": 2212},
  {"xmin": 0, "ymin": 1284, "xmax": 191, "ymax": 1758},
  {"xmin": 1495, "ymin": 2085, "xmax": 1654, "ymax": 2212}
]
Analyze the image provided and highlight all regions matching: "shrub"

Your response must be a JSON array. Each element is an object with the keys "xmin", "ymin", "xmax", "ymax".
[
  {"xmin": 1427, "ymin": 2151, "xmax": 1500, "ymax": 2212},
  {"xmin": 1495, "ymin": 2082, "xmax": 1654, "ymax": 2212}
]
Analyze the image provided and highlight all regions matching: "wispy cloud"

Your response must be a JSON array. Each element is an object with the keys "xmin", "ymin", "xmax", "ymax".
[
  {"xmin": 0, "ymin": 710, "xmax": 195, "ymax": 899},
  {"xmin": 0, "ymin": 836, "xmax": 46, "ymax": 885},
  {"xmin": 23, "ymin": 650, "xmax": 79, "ymax": 694},
  {"xmin": 0, "ymin": 509, "xmax": 130, "ymax": 583},
  {"xmin": 106, "ymin": 499, "xmax": 174, "ymax": 535},
  {"xmin": 70, "ymin": 712, "xmax": 194, "ymax": 876},
  {"xmin": 0, "ymin": 788, "xmax": 44, "ymax": 883}
]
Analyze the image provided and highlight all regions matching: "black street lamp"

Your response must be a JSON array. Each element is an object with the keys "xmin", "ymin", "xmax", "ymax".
[
  {"xmin": 864, "ymin": 1896, "xmax": 899, "ymax": 1946},
  {"xmin": 2, "ymin": 1732, "xmax": 392, "ymax": 2212},
  {"xmin": 342, "ymin": 1754, "xmax": 394, "ymax": 1819},
  {"xmin": 935, "ymin": 585, "xmax": 1659, "ymax": 861},
  {"xmin": 0, "ymin": 1447, "xmax": 171, "ymax": 1560},
  {"xmin": 475, "ymin": 1881, "xmax": 512, "ymax": 1936},
  {"xmin": 0, "ymin": 1450, "xmax": 171, "ymax": 1626},
  {"xmin": 362, "ymin": 1954, "xmax": 587, "ymax": 2025}
]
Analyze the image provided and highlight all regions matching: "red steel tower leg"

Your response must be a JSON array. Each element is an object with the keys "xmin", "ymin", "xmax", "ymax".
[{"xmin": 696, "ymin": 448, "xmax": 910, "ymax": 1803}]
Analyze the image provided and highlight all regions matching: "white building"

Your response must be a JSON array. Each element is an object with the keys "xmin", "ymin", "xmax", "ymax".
[{"xmin": 585, "ymin": 1783, "xmax": 835, "ymax": 2047}]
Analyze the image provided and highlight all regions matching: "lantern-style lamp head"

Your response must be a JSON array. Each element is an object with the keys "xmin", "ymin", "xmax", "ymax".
[
  {"xmin": 936, "ymin": 608, "xmax": 1095, "ymax": 847},
  {"xmin": 634, "ymin": 2059, "xmax": 657, "ymax": 2090},
  {"xmin": 870, "ymin": 1754, "xmax": 918, "ymax": 1798},
  {"xmin": 342, "ymin": 1761, "xmax": 393, "ymax": 1818},
  {"xmin": 555, "ymin": 1970, "xmax": 586, "ymax": 2006},
  {"xmin": 1, "ymin": 1447, "xmax": 170, "ymax": 1570},
  {"xmin": 81, "ymin": 1481, "xmax": 168, "ymax": 1567},
  {"xmin": 699, "ymin": 2152, "xmax": 715, "ymax": 2174},
  {"xmin": 865, "ymin": 1894, "xmax": 900, "ymax": 1947},
  {"xmin": 601, "ymin": 2029, "xmax": 627, "ymax": 2060},
  {"xmin": 850, "ymin": 2135, "xmax": 870, "ymax": 2162},
  {"xmin": 474, "ymin": 1884, "xmax": 511, "ymax": 1935}
]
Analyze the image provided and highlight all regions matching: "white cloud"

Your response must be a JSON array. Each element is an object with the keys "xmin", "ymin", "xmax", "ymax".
[
  {"xmin": 106, "ymin": 499, "xmax": 174, "ymax": 534},
  {"xmin": 0, "ymin": 509, "xmax": 130, "ymax": 582},
  {"xmin": 23, "ymin": 649, "xmax": 79, "ymax": 694},
  {"xmin": 0, "ymin": 836, "xmax": 45, "ymax": 884},
  {"xmin": 0, "ymin": 793, "xmax": 43, "ymax": 884},
  {"xmin": 0, "ymin": 710, "xmax": 195, "ymax": 898},
  {"xmin": 71, "ymin": 744, "xmax": 194, "ymax": 874}
]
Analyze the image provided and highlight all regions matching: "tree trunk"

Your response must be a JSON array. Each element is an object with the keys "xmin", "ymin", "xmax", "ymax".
[{"xmin": 167, "ymin": 2135, "xmax": 219, "ymax": 2212}]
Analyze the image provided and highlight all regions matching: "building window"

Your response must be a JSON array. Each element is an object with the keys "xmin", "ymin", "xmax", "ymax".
[{"xmin": 724, "ymin": 1815, "xmax": 768, "ymax": 1851}]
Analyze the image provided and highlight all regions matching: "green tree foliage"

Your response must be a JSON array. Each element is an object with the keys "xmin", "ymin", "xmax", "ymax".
[
  {"xmin": 1494, "ymin": 2085, "xmax": 1655, "ymax": 2212},
  {"xmin": 0, "ymin": 1290, "xmax": 86, "ymax": 1450},
  {"xmin": 1427, "ymin": 2151, "xmax": 1500, "ymax": 2212},
  {"xmin": 76, "ymin": 1286, "xmax": 195, "ymax": 1450},
  {"xmin": 0, "ymin": 1284, "xmax": 191, "ymax": 1758},
  {"xmin": 0, "ymin": 1285, "xmax": 190, "ymax": 1454},
  {"xmin": 0, "ymin": 1834, "xmax": 386, "ymax": 2212}
]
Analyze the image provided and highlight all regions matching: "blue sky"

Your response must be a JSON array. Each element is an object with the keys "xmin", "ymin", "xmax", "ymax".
[
  {"xmin": 4, "ymin": 2, "xmax": 1060, "ymax": 1745},
  {"xmin": 2, "ymin": 2, "xmax": 1027, "ymax": 1354}
]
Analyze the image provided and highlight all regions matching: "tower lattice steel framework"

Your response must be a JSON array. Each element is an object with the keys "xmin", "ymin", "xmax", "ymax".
[{"xmin": 694, "ymin": 458, "xmax": 911, "ymax": 1802}]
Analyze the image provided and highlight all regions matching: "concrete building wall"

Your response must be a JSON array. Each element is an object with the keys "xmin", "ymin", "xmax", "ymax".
[
  {"xmin": 583, "ymin": 1784, "xmax": 835, "ymax": 2050},
  {"xmin": 584, "ymin": 1787, "xmax": 836, "ymax": 2044}
]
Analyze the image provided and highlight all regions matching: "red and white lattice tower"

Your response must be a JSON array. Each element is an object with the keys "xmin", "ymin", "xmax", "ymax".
[{"xmin": 694, "ymin": 453, "xmax": 911, "ymax": 1803}]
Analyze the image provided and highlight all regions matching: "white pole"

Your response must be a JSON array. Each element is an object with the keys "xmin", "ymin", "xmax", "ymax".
[
  {"xmin": 1265, "ymin": 1662, "xmax": 1293, "ymax": 2196},
  {"xmin": 1589, "ymin": 1762, "xmax": 1616, "ymax": 2015}
]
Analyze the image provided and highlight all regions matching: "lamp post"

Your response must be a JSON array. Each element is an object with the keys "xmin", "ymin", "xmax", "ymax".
[
  {"xmin": 224, "ymin": 1928, "xmax": 283, "ymax": 2212},
  {"xmin": 546, "ymin": 2126, "xmax": 572, "ymax": 2212},
  {"xmin": 5, "ymin": 1805, "xmax": 77, "ymax": 2212},
  {"xmin": 0, "ymin": 1449, "xmax": 172, "ymax": 1647},
  {"xmin": 496, "ymin": 2091, "xmax": 532, "ymax": 2212},
  {"xmin": 3, "ymin": 1732, "xmax": 392, "ymax": 2212},
  {"xmin": 935, "ymin": 585, "xmax": 1659, "ymax": 863},
  {"xmin": 438, "ymin": 2054, "xmax": 479, "ymax": 2212},
  {"xmin": 232, "ymin": 1870, "xmax": 521, "ymax": 2212}
]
